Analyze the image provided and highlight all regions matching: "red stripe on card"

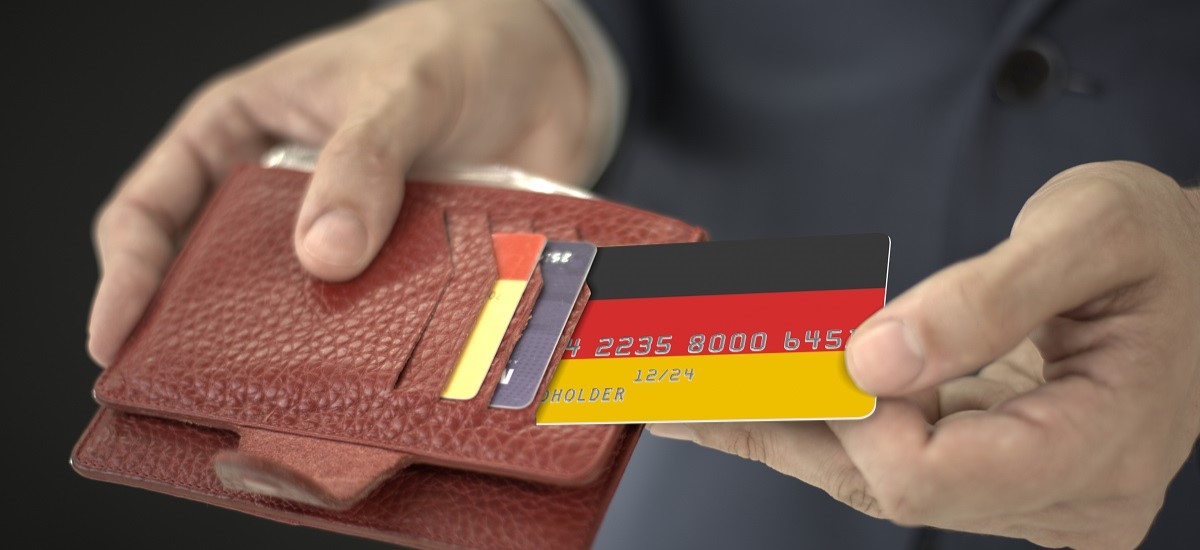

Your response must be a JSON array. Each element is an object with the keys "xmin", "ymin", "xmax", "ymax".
[{"xmin": 565, "ymin": 288, "xmax": 885, "ymax": 359}]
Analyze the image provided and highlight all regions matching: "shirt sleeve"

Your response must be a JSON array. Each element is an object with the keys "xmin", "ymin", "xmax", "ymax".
[
  {"xmin": 552, "ymin": 0, "xmax": 673, "ymax": 188},
  {"xmin": 541, "ymin": 0, "xmax": 635, "ymax": 186}
]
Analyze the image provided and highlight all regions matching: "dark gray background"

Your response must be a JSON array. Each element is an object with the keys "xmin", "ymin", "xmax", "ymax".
[
  {"xmin": 10, "ymin": 1, "xmax": 1197, "ymax": 548},
  {"xmin": 10, "ymin": 2, "xmax": 386, "ymax": 547}
]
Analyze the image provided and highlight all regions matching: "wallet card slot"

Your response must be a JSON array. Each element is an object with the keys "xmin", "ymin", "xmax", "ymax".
[
  {"xmin": 497, "ymin": 282, "xmax": 591, "ymax": 410},
  {"xmin": 395, "ymin": 210, "xmax": 498, "ymax": 392},
  {"xmin": 473, "ymin": 265, "xmax": 544, "ymax": 406},
  {"xmin": 292, "ymin": 199, "xmax": 453, "ymax": 392}
]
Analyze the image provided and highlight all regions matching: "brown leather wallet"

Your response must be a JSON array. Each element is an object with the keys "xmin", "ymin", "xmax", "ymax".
[{"xmin": 72, "ymin": 165, "xmax": 706, "ymax": 549}]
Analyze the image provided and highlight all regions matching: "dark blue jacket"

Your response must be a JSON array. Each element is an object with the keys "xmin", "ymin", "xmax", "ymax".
[{"xmin": 584, "ymin": 1, "xmax": 1199, "ymax": 548}]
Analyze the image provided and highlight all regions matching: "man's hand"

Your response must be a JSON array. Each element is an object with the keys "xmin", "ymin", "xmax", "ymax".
[
  {"xmin": 650, "ymin": 161, "xmax": 1200, "ymax": 549},
  {"xmin": 88, "ymin": 0, "xmax": 590, "ymax": 366}
]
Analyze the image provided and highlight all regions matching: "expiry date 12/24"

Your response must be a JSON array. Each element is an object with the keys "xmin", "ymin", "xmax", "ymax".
[{"xmin": 633, "ymin": 367, "xmax": 694, "ymax": 384}]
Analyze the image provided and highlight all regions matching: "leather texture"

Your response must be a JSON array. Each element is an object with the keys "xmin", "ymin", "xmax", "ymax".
[
  {"xmin": 74, "ymin": 409, "xmax": 641, "ymax": 550},
  {"xmin": 73, "ymin": 165, "xmax": 706, "ymax": 549},
  {"xmin": 214, "ymin": 427, "xmax": 413, "ymax": 510}
]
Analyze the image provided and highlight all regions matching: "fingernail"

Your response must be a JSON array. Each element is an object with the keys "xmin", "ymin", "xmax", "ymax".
[
  {"xmin": 846, "ymin": 320, "xmax": 924, "ymax": 395},
  {"xmin": 303, "ymin": 209, "xmax": 368, "ymax": 268},
  {"xmin": 647, "ymin": 423, "xmax": 695, "ymax": 442}
]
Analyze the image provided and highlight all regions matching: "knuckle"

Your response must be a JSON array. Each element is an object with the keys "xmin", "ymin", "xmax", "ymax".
[
  {"xmin": 875, "ymin": 489, "xmax": 920, "ymax": 525},
  {"xmin": 108, "ymin": 248, "xmax": 165, "ymax": 289},
  {"xmin": 383, "ymin": 57, "xmax": 455, "ymax": 129},
  {"xmin": 321, "ymin": 124, "xmax": 395, "ymax": 177},
  {"xmin": 1048, "ymin": 168, "xmax": 1145, "ymax": 234},
  {"xmin": 187, "ymin": 70, "xmax": 247, "ymax": 111},
  {"xmin": 323, "ymin": 126, "xmax": 371, "ymax": 159},
  {"xmin": 92, "ymin": 201, "xmax": 117, "ymax": 241},
  {"xmin": 400, "ymin": 50, "xmax": 460, "ymax": 128},
  {"xmin": 1082, "ymin": 177, "xmax": 1137, "ymax": 220},
  {"xmin": 1029, "ymin": 163, "xmax": 1148, "ymax": 234},
  {"xmin": 92, "ymin": 198, "xmax": 179, "ymax": 267},
  {"xmin": 1050, "ymin": 160, "xmax": 1117, "ymax": 182},
  {"xmin": 881, "ymin": 493, "xmax": 935, "ymax": 526},
  {"xmin": 1047, "ymin": 160, "xmax": 1150, "ymax": 188},
  {"xmin": 208, "ymin": 66, "xmax": 253, "ymax": 94},
  {"xmin": 867, "ymin": 469, "xmax": 939, "ymax": 525},
  {"xmin": 1001, "ymin": 398, "xmax": 1072, "ymax": 439},
  {"xmin": 408, "ymin": 54, "xmax": 452, "ymax": 99},
  {"xmin": 1105, "ymin": 160, "xmax": 1175, "ymax": 191},
  {"xmin": 829, "ymin": 471, "xmax": 883, "ymax": 518},
  {"xmin": 94, "ymin": 200, "xmax": 149, "ymax": 244},
  {"xmin": 173, "ymin": 71, "xmax": 254, "ymax": 151}
]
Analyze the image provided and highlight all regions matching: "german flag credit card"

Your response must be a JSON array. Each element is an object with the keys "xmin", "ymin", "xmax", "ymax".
[{"xmin": 535, "ymin": 234, "xmax": 890, "ymax": 424}]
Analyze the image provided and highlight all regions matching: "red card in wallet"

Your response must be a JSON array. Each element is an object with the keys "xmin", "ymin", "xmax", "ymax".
[{"xmin": 71, "ymin": 165, "xmax": 706, "ymax": 549}]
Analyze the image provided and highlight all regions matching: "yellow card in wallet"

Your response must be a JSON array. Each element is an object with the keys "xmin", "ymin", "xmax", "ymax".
[{"xmin": 442, "ymin": 233, "xmax": 546, "ymax": 400}]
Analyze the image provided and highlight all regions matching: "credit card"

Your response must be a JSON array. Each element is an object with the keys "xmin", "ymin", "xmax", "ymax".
[
  {"xmin": 535, "ymin": 234, "xmax": 890, "ymax": 424},
  {"xmin": 490, "ymin": 241, "xmax": 597, "ymax": 409},
  {"xmin": 441, "ymin": 233, "xmax": 547, "ymax": 400}
]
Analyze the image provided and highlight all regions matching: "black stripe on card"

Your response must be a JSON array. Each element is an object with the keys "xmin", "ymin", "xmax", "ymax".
[{"xmin": 586, "ymin": 233, "xmax": 890, "ymax": 300}]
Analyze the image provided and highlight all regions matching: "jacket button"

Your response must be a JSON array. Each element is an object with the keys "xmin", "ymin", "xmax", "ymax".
[{"xmin": 994, "ymin": 38, "xmax": 1065, "ymax": 103}]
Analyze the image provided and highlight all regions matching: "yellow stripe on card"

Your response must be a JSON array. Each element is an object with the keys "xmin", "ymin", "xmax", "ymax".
[
  {"xmin": 535, "ymin": 352, "xmax": 876, "ymax": 424},
  {"xmin": 441, "ymin": 279, "xmax": 528, "ymax": 399}
]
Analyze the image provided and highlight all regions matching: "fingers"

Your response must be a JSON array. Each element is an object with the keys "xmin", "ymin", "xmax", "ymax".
[
  {"xmin": 935, "ymin": 378, "xmax": 1016, "ymax": 418},
  {"xmin": 830, "ymin": 164, "xmax": 1190, "ymax": 545},
  {"xmin": 89, "ymin": 202, "xmax": 177, "ymax": 366},
  {"xmin": 829, "ymin": 370, "xmax": 1111, "ymax": 525},
  {"xmin": 827, "ymin": 399, "xmax": 1022, "ymax": 524},
  {"xmin": 936, "ymin": 339, "xmax": 1044, "ymax": 417},
  {"xmin": 846, "ymin": 170, "xmax": 1156, "ymax": 395},
  {"xmin": 294, "ymin": 81, "xmax": 447, "ymax": 281},
  {"xmin": 89, "ymin": 79, "xmax": 272, "ymax": 365}
]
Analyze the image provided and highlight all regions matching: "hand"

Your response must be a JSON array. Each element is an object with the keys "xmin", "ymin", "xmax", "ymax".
[
  {"xmin": 650, "ymin": 161, "xmax": 1200, "ymax": 549},
  {"xmin": 88, "ymin": 0, "xmax": 590, "ymax": 366}
]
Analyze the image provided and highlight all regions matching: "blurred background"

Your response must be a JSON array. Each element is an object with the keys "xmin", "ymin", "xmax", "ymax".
[
  {"xmin": 9, "ymin": 2, "xmax": 395, "ymax": 547},
  {"xmin": 10, "ymin": 2, "xmax": 1197, "ymax": 548}
]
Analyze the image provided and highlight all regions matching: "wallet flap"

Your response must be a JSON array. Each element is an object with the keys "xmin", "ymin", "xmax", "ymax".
[
  {"xmin": 214, "ymin": 427, "xmax": 412, "ymax": 511},
  {"xmin": 73, "ymin": 408, "xmax": 643, "ymax": 550}
]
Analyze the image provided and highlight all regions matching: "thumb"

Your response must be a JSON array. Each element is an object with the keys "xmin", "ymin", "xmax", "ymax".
[
  {"xmin": 294, "ymin": 94, "xmax": 443, "ymax": 281},
  {"xmin": 846, "ymin": 172, "xmax": 1154, "ymax": 396}
]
